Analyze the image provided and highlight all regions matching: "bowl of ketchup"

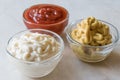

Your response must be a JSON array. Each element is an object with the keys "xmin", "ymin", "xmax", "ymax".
[{"xmin": 23, "ymin": 4, "xmax": 69, "ymax": 34}]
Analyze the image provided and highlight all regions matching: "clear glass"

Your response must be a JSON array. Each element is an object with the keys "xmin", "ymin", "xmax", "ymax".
[
  {"xmin": 6, "ymin": 29, "xmax": 64, "ymax": 78},
  {"xmin": 66, "ymin": 19, "xmax": 119, "ymax": 62}
]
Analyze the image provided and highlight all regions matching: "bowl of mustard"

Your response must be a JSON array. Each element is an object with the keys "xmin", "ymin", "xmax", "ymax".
[{"xmin": 66, "ymin": 17, "xmax": 119, "ymax": 62}]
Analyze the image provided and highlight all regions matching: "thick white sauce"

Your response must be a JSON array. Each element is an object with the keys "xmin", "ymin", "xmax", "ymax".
[{"xmin": 8, "ymin": 32, "xmax": 60, "ymax": 61}]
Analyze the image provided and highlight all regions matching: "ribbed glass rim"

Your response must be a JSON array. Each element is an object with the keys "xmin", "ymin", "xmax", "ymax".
[
  {"xmin": 6, "ymin": 29, "xmax": 64, "ymax": 64},
  {"xmin": 66, "ymin": 19, "xmax": 119, "ymax": 48}
]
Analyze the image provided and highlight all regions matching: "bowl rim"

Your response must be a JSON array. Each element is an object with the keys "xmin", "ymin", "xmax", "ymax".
[
  {"xmin": 6, "ymin": 29, "xmax": 64, "ymax": 64},
  {"xmin": 66, "ymin": 19, "xmax": 119, "ymax": 48},
  {"xmin": 23, "ymin": 4, "xmax": 69, "ymax": 26}
]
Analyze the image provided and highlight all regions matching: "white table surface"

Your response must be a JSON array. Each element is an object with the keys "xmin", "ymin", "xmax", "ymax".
[{"xmin": 1, "ymin": 0, "xmax": 120, "ymax": 80}]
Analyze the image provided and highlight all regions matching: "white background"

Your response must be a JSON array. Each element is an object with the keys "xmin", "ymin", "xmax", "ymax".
[{"xmin": 1, "ymin": 0, "xmax": 120, "ymax": 80}]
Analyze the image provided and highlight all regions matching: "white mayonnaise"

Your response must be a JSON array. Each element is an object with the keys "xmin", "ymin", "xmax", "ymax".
[{"xmin": 8, "ymin": 32, "xmax": 60, "ymax": 61}]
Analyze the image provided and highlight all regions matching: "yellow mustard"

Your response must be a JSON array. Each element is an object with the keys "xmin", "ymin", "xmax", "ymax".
[{"xmin": 71, "ymin": 16, "xmax": 112, "ymax": 46}]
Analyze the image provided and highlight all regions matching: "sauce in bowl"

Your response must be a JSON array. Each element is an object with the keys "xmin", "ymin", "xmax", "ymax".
[{"xmin": 23, "ymin": 4, "xmax": 69, "ymax": 34}]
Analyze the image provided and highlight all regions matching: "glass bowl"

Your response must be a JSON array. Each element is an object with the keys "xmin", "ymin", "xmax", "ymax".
[
  {"xmin": 66, "ymin": 19, "xmax": 119, "ymax": 62},
  {"xmin": 6, "ymin": 29, "xmax": 64, "ymax": 78},
  {"xmin": 23, "ymin": 4, "xmax": 69, "ymax": 35}
]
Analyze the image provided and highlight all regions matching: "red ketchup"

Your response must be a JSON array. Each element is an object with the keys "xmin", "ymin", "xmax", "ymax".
[{"xmin": 23, "ymin": 4, "xmax": 69, "ymax": 34}]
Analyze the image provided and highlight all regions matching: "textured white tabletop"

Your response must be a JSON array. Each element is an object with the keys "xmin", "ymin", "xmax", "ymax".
[{"xmin": 1, "ymin": 0, "xmax": 120, "ymax": 80}]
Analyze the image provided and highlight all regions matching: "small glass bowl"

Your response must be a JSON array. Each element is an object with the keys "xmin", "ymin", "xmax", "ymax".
[
  {"xmin": 23, "ymin": 4, "xmax": 69, "ymax": 35},
  {"xmin": 66, "ymin": 19, "xmax": 119, "ymax": 62},
  {"xmin": 6, "ymin": 29, "xmax": 64, "ymax": 78}
]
